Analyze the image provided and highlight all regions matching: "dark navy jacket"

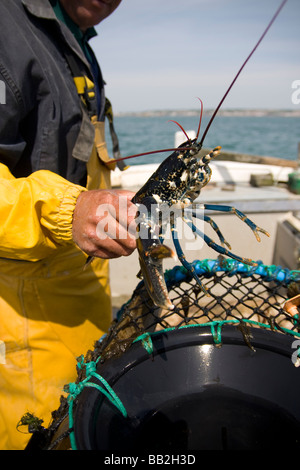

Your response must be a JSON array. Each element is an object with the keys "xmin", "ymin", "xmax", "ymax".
[{"xmin": 0, "ymin": 0, "xmax": 105, "ymax": 185}]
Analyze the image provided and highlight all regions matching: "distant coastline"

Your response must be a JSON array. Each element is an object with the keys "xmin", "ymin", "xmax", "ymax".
[{"xmin": 115, "ymin": 109, "xmax": 300, "ymax": 118}]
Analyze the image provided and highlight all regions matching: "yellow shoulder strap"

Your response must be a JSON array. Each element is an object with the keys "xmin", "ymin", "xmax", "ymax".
[{"xmin": 73, "ymin": 76, "xmax": 96, "ymax": 100}]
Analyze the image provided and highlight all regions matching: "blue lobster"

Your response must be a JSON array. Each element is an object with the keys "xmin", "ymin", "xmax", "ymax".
[{"xmin": 111, "ymin": 0, "xmax": 287, "ymax": 309}]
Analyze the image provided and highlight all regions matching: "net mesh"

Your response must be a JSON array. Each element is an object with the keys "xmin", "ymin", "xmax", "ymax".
[
  {"xmin": 91, "ymin": 258, "xmax": 300, "ymax": 363},
  {"xmin": 25, "ymin": 257, "xmax": 300, "ymax": 450}
]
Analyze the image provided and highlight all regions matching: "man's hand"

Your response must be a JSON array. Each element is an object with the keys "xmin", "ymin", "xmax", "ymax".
[{"xmin": 72, "ymin": 189, "xmax": 137, "ymax": 259}]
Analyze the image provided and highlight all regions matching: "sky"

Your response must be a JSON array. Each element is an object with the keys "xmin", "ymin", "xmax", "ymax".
[{"xmin": 90, "ymin": 0, "xmax": 300, "ymax": 113}]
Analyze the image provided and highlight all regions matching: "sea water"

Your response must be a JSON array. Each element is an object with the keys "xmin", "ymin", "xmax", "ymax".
[{"xmin": 108, "ymin": 114, "xmax": 300, "ymax": 166}]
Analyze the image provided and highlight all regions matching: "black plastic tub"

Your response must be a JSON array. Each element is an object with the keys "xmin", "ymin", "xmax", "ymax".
[{"xmin": 73, "ymin": 325, "xmax": 300, "ymax": 450}]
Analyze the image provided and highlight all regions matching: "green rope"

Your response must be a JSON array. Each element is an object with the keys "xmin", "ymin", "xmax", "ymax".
[
  {"xmin": 64, "ymin": 355, "xmax": 127, "ymax": 450},
  {"xmin": 134, "ymin": 318, "xmax": 300, "ymax": 354}
]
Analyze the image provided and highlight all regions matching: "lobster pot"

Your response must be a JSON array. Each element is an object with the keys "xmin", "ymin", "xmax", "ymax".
[{"xmin": 27, "ymin": 259, "xmax": 300, "ymax": 450}]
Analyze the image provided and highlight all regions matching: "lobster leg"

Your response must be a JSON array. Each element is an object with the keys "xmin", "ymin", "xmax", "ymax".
[
  {"xmin": 185, "ymin": 219, "xmax": 257, "ymax": 266},
  {"xmin": 171, "ymin": 217, "xmax": 207, "ymax": 293},
  {"xmin": 188, "ymin": 209, "xmax": 232, "ymax": 249},
  {"xmin": 201, "ymin": 204, "xmax": 270, "ymax": 241},
  {"xmin": 203, "ymin": 215, "xmax": 232, "ymax": 249}
]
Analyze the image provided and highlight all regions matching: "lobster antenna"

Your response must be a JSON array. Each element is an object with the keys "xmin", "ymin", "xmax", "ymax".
[
  {"xmin": 196, "ymin": 98, "xmax": 204, "ymax": 139},
  {"xmin": 199, "ymin": 0, "xmax": 288, "ymax": 146},
  {"xmin": 107, "ymin": 147, "xmax": 192, "ymax": 164},
  {"xmin": 168, "ymin": 120, "xmax": 192, "ymax": 143},
  {"xmin": 109, "ymin": 118, "xmax": 195, "ymax": 165}
]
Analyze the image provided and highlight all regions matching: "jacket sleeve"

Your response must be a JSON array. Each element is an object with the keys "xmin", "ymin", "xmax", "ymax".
[{"xmin": 0, "ymin": 163, "xmax": 87, "ymax": 261}]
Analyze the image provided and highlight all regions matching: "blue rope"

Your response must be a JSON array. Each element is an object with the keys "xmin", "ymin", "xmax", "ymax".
[{"xmin": 164, "ymin": 258, "xmax": 300, "ymax": 285}]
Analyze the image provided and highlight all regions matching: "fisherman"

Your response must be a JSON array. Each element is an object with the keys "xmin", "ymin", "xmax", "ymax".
[{"xmin": 0, "ymin": 0, "xmax": 137, "ymax": 450}]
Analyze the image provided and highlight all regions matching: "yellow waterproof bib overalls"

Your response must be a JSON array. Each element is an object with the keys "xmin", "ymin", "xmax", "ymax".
[{"xmin": 0, "ymin": 72, "xmax": 123, "ymax": 449}]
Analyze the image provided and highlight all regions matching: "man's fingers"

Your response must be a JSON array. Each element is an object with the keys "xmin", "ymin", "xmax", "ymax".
[{"xmin": 72, "ymin": 189, "xmax": 137, "ymax": 259}]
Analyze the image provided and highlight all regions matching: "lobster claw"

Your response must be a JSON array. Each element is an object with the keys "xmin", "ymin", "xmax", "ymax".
[{"xmin": 136, "ymin": 237, "xmax": 176, "ymax": 310}]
